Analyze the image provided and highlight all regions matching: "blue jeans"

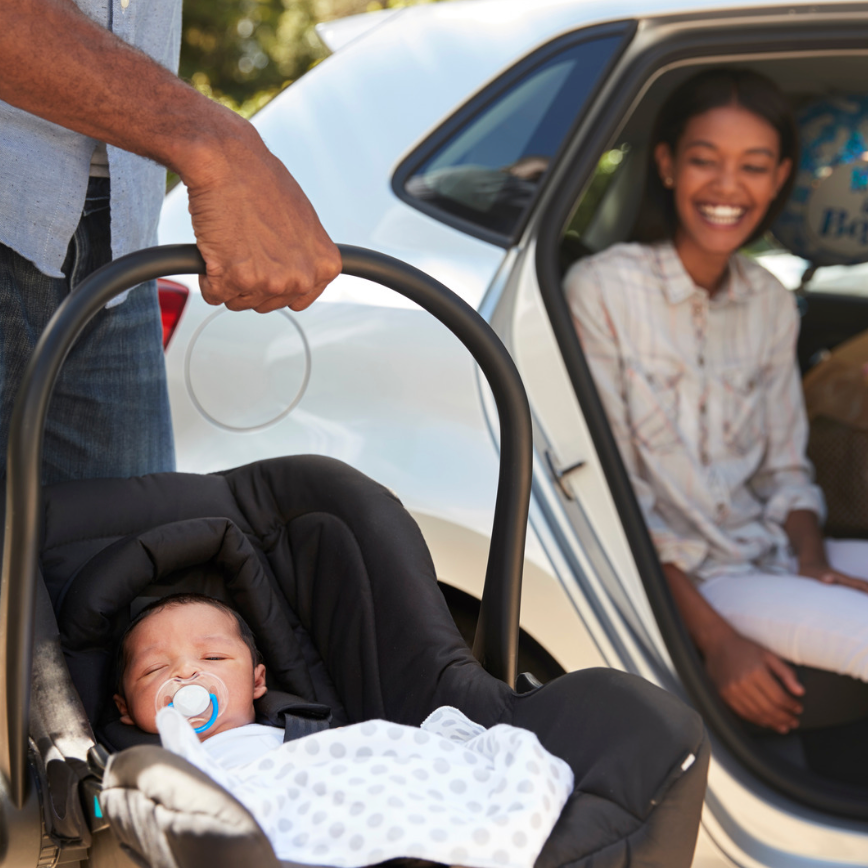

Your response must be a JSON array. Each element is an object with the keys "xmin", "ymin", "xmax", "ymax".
[{"xmin": 0, "ymin": 177, "xmax": 175, "ymax": 485}]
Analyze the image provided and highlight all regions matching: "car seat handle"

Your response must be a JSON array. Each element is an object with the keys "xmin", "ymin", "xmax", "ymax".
[{"xmin": 0, "ymin": 243, "xmax": 532, "ymax": 807}]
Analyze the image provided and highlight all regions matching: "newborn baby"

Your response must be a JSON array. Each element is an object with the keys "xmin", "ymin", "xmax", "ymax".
[
  {"xmin": 114, "ymin": 594, "xmax": 573, "ymax": 868},
  {"xmin": 114, "ymin": 592, "xmax": 283, "ymax": 767}
]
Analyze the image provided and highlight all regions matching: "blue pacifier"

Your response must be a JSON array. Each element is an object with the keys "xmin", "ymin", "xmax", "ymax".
[{"xmin": 155, "ymin": 673, "xmax": 228, "ymax": 734}]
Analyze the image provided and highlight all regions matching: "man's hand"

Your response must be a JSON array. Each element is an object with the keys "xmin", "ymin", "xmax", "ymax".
[
  {"xmin": 183, "ymin": 119, "xmax": 341, "ymax": 314},
  {"xmin": 702, "ymin": 630, "xmax": 804, "ymax": 733}
]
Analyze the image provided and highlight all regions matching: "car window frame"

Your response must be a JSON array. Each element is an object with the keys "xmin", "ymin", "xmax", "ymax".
[
  {"xmin": 391, "ymin": 21, "xmax": 637, "ymax": 250},
  {"xmin": 531, "ymin": 7, "xmax": 868, "ymax": 821}
]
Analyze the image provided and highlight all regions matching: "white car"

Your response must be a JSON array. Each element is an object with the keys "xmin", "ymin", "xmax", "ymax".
[{"xmin": 157, "ymin": 1, "xmax": 868, "ymax": 865}]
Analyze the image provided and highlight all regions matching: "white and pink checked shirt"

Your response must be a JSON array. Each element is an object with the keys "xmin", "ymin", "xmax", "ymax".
[{"xmin": 565, "ymin": 241, "xmax": 825, "ymax": 582}]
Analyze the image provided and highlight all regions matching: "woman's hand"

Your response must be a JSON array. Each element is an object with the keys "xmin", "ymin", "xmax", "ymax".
[
  {"xmin": 798, "ymin": 561, "xmax": 868, "ymax": 594},
  {"xmin": 784, "ymin": 510, "xmax": 868, "ymax": 593},
  {"xmin": 702, "ymin": 630, "xmax": 804, "ymax": 733},
  {"xmin": 661, "ymin": 562, "xmax": 804, "ymax": 732}
]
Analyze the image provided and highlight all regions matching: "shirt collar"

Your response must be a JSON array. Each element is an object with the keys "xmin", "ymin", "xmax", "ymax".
[{"xmin": 654, "ymin": 241, "xmax": 753, "ymax": 306}]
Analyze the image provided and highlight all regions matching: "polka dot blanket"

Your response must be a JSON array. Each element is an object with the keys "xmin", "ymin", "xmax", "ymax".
[{"xmin": 156, "ymin": 705, "xmax": 573, "ymax": 868}]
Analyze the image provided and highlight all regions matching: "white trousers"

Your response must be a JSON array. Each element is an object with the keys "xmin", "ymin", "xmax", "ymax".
[{"xmin": 699, "ymin": 539, "xmax": 868, "ymax": 682}]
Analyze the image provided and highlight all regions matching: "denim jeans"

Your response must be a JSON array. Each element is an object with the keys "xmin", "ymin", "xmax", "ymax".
[{"xmin": 0, "ymin": 177, "xmax": 175, "ymax": 485}]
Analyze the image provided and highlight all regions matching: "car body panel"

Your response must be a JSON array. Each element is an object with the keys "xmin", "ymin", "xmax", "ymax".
[{"xmin": 159, "ymin": 1, "xmax": 868, "ymax": 864}]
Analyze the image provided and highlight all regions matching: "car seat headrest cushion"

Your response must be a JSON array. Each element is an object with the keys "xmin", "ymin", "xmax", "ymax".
[{"xmin": 58, "ymin": 516, "xmax": 313, "ymax": 728}]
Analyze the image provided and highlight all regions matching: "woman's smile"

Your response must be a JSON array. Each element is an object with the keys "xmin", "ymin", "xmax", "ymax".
[{"xmin": 695, "ymin": 203, "xmax": 749, "ymax": 227}]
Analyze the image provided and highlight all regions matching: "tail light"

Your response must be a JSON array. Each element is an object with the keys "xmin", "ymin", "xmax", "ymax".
[{"xmin": 157, "ymin": 279, "xmax": 189, "ymax": 350}]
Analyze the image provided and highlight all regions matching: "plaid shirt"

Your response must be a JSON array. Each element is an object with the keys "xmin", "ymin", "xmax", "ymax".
[{"xmin": 565, "ymin": 241, "xmax": 825, "ymax": 581}]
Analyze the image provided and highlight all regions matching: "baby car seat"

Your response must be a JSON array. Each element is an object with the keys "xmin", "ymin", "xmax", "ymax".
[{"xmin": 0, "ymin": 246, "xmax": 709, "ymax": 868}]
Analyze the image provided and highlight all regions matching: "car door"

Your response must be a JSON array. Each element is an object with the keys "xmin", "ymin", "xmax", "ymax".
[
  {"xmin": 496, "ymin": 4, "xmax": 868, "ymax": 867},
  {"xmin": 372, "ymin": 16, "xmax": 639, "ymax": 673}
]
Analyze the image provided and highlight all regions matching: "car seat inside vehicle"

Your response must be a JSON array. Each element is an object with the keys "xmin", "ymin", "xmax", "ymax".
[
  {"xmin": 0, "ymin": 246, "xmax": 711, "ymax": 868},
  {"xmin": 552, "ymin": 51, "xmax": 868, "ymax": 807}
]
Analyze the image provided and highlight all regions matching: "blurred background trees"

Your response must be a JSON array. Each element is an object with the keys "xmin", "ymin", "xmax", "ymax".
[{"xmin": 181, "ymin": 0, "xmax": 446, "ymax": 117}]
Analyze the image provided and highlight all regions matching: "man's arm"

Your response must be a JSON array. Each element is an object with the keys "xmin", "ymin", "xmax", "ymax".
[{"xmin": 0, "ymin": 0, "xmax": 341, "ymax": 312}]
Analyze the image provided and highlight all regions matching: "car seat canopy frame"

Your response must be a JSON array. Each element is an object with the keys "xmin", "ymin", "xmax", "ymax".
[{"xmin": 0, "ymin": 244, "xmax": 533, "ymax": 809}]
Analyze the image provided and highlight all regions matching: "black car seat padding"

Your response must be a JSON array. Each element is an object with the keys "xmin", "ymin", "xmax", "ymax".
[
  {"xmin": 50, "ymin": 458, "xmax": 510, "ymax": 745},
  {"xmin": 59, "ymin": 516, "xmax": 325, "ymax": 743},
  {"xmin": 42, "ymin": 456, "xmax": 710, "ymax": 867},
  {"xmin": 520, "ymin": 670, "xmax": 709, "ymax": 868}
]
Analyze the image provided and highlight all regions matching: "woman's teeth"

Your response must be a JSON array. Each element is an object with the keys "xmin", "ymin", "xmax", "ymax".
[{"xmin": 698, "ymin": 204, "xmax": 746, "ymax": 225}]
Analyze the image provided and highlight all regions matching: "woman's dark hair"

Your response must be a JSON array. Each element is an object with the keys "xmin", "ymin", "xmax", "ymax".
[
  {"xmin": 630, "ymin": 67, "xmax": 798, "ymax": 245},
  {"xmin": 115, "ymin": 592, "xmax": 262, "ymax": 696}
]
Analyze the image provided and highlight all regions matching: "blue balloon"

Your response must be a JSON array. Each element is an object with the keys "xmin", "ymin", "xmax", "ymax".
[{"xmin": 773, "ymin": 96, "xmax": 868, "ymax": 266}]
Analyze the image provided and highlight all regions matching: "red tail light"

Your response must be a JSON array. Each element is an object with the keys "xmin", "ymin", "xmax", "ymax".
[{"xmin": 157, "ymin": 279, "xmax": 189, "ymax": 350}]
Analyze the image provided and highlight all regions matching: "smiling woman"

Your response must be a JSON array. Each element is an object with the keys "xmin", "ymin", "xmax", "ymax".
[
  {"xmin": 632, "ymin": 68, "xmax": 798, "ymax": 284},
  {"xmin": 564, "ymin": 68, "xmax": 868, "ymax": 748},
  {"xmin": 653, "ymin": 102, "xmax": 791, "ymax": 288}
]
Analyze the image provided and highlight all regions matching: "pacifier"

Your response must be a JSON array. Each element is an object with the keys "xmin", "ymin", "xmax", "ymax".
[{"xmin": 155, "ymin": 672, "xmax": 228, "ymax": 734}]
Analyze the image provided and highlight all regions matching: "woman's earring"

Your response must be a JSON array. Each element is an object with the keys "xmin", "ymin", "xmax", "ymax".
[{"xmin": 663, "ymin": 176, "xmax": 674, "ymax": 188}]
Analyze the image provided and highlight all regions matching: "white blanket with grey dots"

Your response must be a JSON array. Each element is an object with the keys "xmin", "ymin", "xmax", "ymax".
[{"xmin": 157, "ymin": 705, "xmax": 573, "ymax": 868}]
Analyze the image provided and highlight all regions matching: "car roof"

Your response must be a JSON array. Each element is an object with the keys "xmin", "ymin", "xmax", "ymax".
[{"xmin": 318, "ymin": 0, "xmax": 868, "ymax": 57}]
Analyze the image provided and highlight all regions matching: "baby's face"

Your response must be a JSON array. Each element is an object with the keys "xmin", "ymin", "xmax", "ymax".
[{"xmin": 114, "ymin": 602, "xmax": 266, "ymax": 739}]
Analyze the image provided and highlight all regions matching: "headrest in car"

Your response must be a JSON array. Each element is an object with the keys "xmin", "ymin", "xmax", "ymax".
[{"xmin": 58, "ymin": 517, "xmax": 312, "ymax": 730}]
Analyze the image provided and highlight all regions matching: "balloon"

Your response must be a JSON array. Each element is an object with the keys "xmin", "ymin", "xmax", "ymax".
[{"xmin": 773, "ymin": 96, "xmax": 868, "ymax": 266}]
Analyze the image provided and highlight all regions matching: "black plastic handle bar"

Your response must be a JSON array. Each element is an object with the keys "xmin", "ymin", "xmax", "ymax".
[{"xmin": 0, "ymin": 243, "xmax": 532, "ymax": 807}]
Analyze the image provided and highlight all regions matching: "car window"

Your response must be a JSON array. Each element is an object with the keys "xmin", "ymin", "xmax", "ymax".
[{"xmin": 402, "ymin": 35, "xmax": 626, "ymax": 239}]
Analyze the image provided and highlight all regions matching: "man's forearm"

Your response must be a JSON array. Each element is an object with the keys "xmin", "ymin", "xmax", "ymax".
[
  {"xmin": 0, "ymin": 0, "xmax": 246, "ymax": 184},
  {"xmin": 2, "ymin": 0, "xmax": 341, "ymax": 312}
]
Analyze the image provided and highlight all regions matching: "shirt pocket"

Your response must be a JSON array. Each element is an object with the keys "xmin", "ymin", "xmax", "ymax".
[
  {"xmin": 625, "ymin": 359, "xmax": 683, "ymax": 453},
  {"xmin": 720, "ymin": 365, "xmax": 764, "ymax": 455}
]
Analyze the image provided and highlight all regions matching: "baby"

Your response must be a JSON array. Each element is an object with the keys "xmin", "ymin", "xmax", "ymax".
[
  {"xmin": 114, "ymin": 592, "xmax": 285, "ymax": 766},
  {"xmin": 113, "ymin": 593, "xmax": 574, "ymax": 868}
]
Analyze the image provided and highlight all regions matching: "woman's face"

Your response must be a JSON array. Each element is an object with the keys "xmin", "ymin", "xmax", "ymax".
[{"xmin": 654, "ymin": 103, "xmax": 792, "ymax": 259}]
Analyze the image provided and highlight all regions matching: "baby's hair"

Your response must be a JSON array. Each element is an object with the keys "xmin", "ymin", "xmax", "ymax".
[{"xmin": 115, "ymin": 592, "xmax": 262, "ymax": 697}]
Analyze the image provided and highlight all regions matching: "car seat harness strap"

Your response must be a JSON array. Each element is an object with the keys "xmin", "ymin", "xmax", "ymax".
[
  {"xmin": 282, "ymin": 712, "xmax": 330, "ymax": 742},
  {"xmin": 251, "ymin": 689, "xmax": 332, "ymax": 742}
]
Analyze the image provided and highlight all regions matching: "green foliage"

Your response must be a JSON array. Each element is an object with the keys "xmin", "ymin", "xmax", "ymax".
[
  {"xmin": 566, "ymin": 145, "xmax": 630, "ymax": 238},
  {"xmin": 181, "ymin": 0, "xmax": 448, "ymax": 116}
]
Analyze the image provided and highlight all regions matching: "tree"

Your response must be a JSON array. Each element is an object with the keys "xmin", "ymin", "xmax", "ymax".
[{"xmin": 181, "ymin": 0, "xmax": 446, "ymax": 116}]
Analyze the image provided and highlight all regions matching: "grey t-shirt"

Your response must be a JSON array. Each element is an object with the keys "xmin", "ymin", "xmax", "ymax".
[{"xmin": 0, "ymin": 0, "xmax": 183, "ymax": 277}]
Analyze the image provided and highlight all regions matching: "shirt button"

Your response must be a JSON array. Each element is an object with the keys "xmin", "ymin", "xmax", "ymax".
[
  {"xmin": 697, "ymin": 355, "xmax": 705, "ymax": 367},
  {"xmin": 701, "ymin": 451, "xmax": 711, "ymax": 466},
  {"xmin": 121, "ymin": 0, "xmax": 129, "ymax": 7}
]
